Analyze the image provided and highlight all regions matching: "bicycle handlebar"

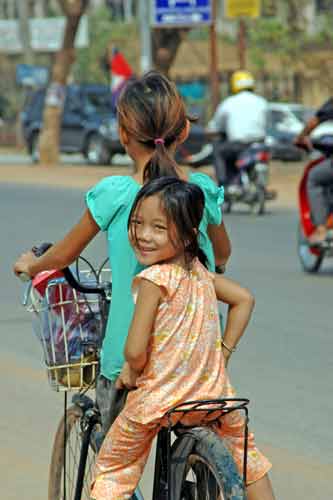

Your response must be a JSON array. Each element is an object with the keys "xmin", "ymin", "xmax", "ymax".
[{"xmin": 20, "ymin": 242, "xmax": 108, "ymax": 297}]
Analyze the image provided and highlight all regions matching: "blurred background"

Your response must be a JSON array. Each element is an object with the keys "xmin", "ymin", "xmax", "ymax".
[{"xmin": 1, "ymin": 0, "xmax": 333, "ymax": 165}]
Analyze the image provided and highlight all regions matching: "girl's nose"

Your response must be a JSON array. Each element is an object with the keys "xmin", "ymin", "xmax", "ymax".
[{"xmin": 138, "ymin": 225, "xmax": 152, "ymax": 242}]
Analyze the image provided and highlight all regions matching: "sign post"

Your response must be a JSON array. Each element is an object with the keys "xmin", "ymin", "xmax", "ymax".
[
  {"xmin": 225, "ymin": 1, "xmax": 261, "ymax": 69},
  {"xmin": 210, "ymin": 0, "xmax": 219, "ymax": 111},
  {"xmin": 139, "ymin": 0, "xmax": 152, "ymax": 72}
]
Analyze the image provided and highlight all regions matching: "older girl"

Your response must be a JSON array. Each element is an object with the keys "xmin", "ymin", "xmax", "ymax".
[{"xmin": 14, "ymin": 71, "xmax": 231, "ymax": 435}]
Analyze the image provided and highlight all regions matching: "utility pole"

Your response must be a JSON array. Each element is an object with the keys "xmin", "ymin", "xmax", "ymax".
[
  {"xmin": 139, "ymin": 0, "xmax": 152, "ymax": 73},
  {"xmin": 210, "ymin": 0, "xmax": 219, "ymax": 111},
  {"xmin": 238, "ymin": 17, "xmax": 246, "ymax": 69},
  {"xmin": 6, "ymin": 0, "xmax": 16, "ymax": 18},
  {"xmin": 17, "ymin": 0, "xmax": 34, "ymax": 65},
  {"xmin": 124, "ymin": 0, "xmax": 133, "ymax": 23}
]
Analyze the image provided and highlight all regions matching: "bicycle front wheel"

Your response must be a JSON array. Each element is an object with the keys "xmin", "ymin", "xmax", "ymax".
[{"xmin": 48, "ymin": 405, "xmax": 97, "ymax": 500}]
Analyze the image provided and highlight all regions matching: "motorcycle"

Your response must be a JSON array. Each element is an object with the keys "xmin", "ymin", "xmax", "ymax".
[
  {"xmin": 297, "ymin": 136, "xmax": 333, "ymax": 273},
  {"xmin": 180, "ymin": 136, "xmax": 276, "ymax": 215}
]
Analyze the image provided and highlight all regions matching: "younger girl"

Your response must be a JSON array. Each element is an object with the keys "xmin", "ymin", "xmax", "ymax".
[
  {"xmin": 14, "ymin": 71, "xmax": 231, "ymax": 436},
  {"xmin": 91, "ymin": 177, "xmax": 275, "ymax": 500}
]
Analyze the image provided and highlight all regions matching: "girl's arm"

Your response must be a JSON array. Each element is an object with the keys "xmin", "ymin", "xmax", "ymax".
[
  {"xmin": 124, "ymin": 278, "xmax": 162, "ymax": 373},
  {"xmin": 214, "ymin": 274, "xmax": 255, "ymax": 365},
  {"xmin": 207, "ymin": 221, "xmax": 232, "ymax": 267},
  {"xmin": 13, "ymin": 209, "xmax": 100, "ymax": 277}
]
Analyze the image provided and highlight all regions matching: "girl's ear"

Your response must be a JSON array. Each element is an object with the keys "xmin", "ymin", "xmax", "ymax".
[
  {"xmin": 119, "ymin": 125, "xmax": 129, "ymax": 146},
  {"xmin": 177, "ymin": 119, "xmax": 190, "ymax": 145}
]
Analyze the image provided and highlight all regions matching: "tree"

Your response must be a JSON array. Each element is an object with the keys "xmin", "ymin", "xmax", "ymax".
[
  {"xmin": 152, "ymin": 28, "xmax": 190, "ymax": 77},
  {"xmin": 38, "ymin": 0, "xmax": 89, "ymax": 165}
]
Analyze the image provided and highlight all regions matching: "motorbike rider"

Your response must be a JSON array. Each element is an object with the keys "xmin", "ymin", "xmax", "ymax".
[
  {"xmin": 207, "ymin": 70, "xmax": 268, "ymax": 186},
  {"xmin": 295, "ymin": 98, "xmax": 333, "ymax": 243}
]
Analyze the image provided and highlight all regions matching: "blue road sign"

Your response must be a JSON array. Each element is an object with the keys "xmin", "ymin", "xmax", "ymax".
[{"xmin": 151, "ymin": 0, "xmax": 212, "ymax": 27}]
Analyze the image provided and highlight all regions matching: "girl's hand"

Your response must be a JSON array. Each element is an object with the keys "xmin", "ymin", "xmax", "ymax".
[
  {"xmin": 13, "ymin": 251, "xmax": 38, "ymax": 278},
  {"xmin": 115, "ymin": 362, "xmax": 139, "ymax": 390}
]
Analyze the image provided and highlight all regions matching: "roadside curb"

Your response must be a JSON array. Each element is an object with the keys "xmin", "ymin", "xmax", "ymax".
[{"xmin": 0, "ymin": 161, "xmax": 301, "ymax": 209}]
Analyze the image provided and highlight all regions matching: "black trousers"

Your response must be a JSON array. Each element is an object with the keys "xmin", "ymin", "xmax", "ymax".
[{"xmin": 213, "ymin": 140, "xmax": 251, "ymax": 185}]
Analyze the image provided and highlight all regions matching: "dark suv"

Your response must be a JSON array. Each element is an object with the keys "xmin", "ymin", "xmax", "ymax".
[{"xmin": 21, "ymin": 83, "xmax": 123, "ymax": 164}]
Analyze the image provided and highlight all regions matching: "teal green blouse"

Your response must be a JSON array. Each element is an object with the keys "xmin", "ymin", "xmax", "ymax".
[{"xmin": 86, "ymin": 173, "xmax": 224, "ymax": 381}]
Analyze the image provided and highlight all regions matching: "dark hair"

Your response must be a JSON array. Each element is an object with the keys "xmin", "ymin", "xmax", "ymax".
[
  {"xmin": 128, "ymin": 177, "xmax": 207, "ymax": 268},
  {"xmin": 117, "ymin": 71, "xmax": 194, "ymax": 183}
]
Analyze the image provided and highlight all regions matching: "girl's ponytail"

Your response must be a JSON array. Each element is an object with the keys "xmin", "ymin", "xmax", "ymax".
[{"xmin": 143, "ymin": 138, "xmax": 179, "ymax": 182}]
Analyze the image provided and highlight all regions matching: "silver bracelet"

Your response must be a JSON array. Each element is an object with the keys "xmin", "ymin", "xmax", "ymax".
[{"xmin": 221, "ymin": 339, "xmax": 237, "ymax": 353}]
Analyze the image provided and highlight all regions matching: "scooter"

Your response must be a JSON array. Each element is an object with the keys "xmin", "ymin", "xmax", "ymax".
[
  {"xmin": 181, "ymin": 139, "xmax": 276, "ymax": 215},
  {"xmin": 223, "ymin": 142, "xmax": 275, "ymax": 215},
  {"xmin": 297, "ymin": 136, "xmax": 333, "ymax": 273}
]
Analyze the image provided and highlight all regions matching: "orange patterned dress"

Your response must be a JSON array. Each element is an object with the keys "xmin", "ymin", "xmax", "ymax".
[{"xmin": 91, "ymin": 259, "xmax": 271, "ymax": 499}]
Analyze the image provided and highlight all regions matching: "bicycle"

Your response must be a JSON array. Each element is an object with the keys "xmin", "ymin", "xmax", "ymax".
[{"xmin": 22, "ymin": 244, "xmax": 249, "ymax": 500}]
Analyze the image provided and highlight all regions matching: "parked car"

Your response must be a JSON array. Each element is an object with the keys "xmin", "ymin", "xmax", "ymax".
[
  {"xmin": 265, "ymin": 102, "xmax": 306, "ymax": 161},
  {"xmin": 21, "ymin": 83, "xmax": 122, "ymax": 165}
]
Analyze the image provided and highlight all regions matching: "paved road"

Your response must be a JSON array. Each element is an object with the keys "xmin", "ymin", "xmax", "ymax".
[{"xmin": 1, "ymin": 183, "xmax": 332, "ymax": 499}]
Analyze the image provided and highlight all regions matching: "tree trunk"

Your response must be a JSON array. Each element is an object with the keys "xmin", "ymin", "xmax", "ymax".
[
  {"xmin": 152, "ymin": 28, "xmax": 190, "ymax": 77},
  {"xmin": 38, "ymin": 0, "xmax": 89, "ymax": 165},
  {"xmin": 17, "ymin": 1, "xmax": 34, "ymax": 65}
]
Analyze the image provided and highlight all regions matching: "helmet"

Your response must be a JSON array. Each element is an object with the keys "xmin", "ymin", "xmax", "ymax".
[{"xmin": 230, "ymin": 70, "xmax": 255, "ymax": 94}]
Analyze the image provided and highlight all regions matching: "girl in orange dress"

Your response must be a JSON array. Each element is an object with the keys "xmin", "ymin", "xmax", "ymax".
[{"xmin": 91, "ymin": 177, "xmax": 275, "ymax": 500}]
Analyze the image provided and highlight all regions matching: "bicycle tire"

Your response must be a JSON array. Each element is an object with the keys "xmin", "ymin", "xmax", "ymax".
[
  {"xmin": 173, "ymin": 428, "xmax": 246, "ymax": 500},
  {"xmin": 48, "ymin": 404, "xmax": 97, "ymax": 500}
]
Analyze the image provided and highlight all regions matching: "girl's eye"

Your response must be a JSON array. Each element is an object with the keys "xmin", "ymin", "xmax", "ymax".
[
  {"xmin": 155, "ymin": 225, "xmax": 167, "ymax": 231},
  {"xmin": 131, "ymin": 219, "xmax": 141, "ymax": 226}
]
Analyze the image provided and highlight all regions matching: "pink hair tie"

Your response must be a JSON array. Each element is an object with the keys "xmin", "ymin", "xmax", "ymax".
[{"xmin": 154, "ymin": 138, "xmax": 165, "ymax": 146}]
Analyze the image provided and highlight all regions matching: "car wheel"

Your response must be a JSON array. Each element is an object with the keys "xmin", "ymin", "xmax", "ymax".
[
  {"xmin": 85, "ymin": 133, "xmax": 111, "ymax": 165},
  {"xmin": 30, "ymin": 132, "xmax": 40, "ymax": 163}
]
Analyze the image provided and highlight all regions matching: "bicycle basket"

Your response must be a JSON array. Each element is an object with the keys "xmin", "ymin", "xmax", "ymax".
[{"xmin": 28, "ymin": 270, "xmax": 103, "ymax": 391}]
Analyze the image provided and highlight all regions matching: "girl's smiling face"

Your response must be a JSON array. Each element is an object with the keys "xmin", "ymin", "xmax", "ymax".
[{"xmin": 129, "ymin": 194, "xmax": 184, "ymax": 267}]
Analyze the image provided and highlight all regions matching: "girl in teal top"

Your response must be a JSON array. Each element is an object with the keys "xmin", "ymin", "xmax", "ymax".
[{"xmin": 14, "ymin": 71, "xmax": 231, "ymax": 432}]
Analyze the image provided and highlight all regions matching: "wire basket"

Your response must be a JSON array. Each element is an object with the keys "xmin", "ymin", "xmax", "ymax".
[{"xmin": 28, "ymin": 270, "xmax": 105, "ymax": 392}]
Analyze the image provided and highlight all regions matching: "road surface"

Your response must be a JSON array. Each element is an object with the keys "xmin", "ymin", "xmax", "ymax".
[{"xmin": 1, "ymin": 179, "xmax": 332, "ymax": 499}]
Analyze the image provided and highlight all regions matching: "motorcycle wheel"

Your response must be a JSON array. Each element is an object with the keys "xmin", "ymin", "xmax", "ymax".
[
  {"xmin": 297, "ymin": 223, "xmax": 324, "ymax": 273},
  {"xmin": 250, "ymin": 186, "xmax": 265, "ymax": 216}
]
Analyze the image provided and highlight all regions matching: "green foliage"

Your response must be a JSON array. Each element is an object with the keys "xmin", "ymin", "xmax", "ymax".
[{"xmin": 247, "ymin": 0, "xmax": 333, "ymax": 70}]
